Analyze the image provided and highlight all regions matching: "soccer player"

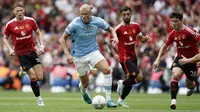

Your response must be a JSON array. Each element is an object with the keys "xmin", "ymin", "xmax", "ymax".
[
  {"xmin": 59, "ymin": 4, "xmax": 118, "ymax": 107},
  {"xmin": 113, "ymin": 6, "xmax": 151, "ymax": 107},
  {"xmin": 153, "ymin": 12, "xmax": 200, "ymax": 109},
  {"xmin": 3, "ymin": 2, "xmax": 45, "ymax": 106}
]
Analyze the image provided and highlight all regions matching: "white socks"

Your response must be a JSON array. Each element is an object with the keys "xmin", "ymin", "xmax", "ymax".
[
  {"xmin": 104, "ymin": 74, "xmax": 112, "ymax": 101},
  {"xmin": 79, "ymin": 83, "xmax": 86, "ymax": 92},
  {"xmin": 36, "ymin": 96, "xmax": 42, "ymax": 101}
]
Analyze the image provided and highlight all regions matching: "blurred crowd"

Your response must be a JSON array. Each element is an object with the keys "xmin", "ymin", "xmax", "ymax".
[{"xmin": 0, "ymin": 0, "xmax": 200, "ymax": 93}]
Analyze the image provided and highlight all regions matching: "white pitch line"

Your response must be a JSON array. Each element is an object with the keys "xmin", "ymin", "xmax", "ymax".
[{"xmin": 0, "ymin": 97, "xmax": 81, "ymax": 100}]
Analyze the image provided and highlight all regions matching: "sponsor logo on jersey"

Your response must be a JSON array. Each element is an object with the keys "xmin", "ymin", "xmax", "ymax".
[
  {"xmin": 124, "ymin": 41, "xmax": 135, "ymax": 45},
  {"xmin": 16, "ymin": 35, "xmax": 31, "ymax": 40}
]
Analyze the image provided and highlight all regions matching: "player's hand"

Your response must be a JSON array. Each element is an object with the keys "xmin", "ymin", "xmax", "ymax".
[
  {"xmin": 114, "ymin": 54, "xmax": 120, "ymax": 62},
  {"xmin": 9, "ymin": 49, "xmax": 15, "ymax": 56},
  {"xmin": 111, "ymin": 37, "xmax": 119, "ymax": 44},
  {"xmin": 152, "ymin": 60, "xmax": 160, "ymax": 70},
  {"xmin": 37, "ymin": 45, "xmax": 45, "ymax": 56},
  {"xmin": 197, "ymin": 62, "xmax": 200, "ymax": 68},
  {"xmin": 179, "ymin": 55, "xmax": 189, "ymax": 65},
  {"xmin": 66, "ymin": 54, "xmax": 74, "ymax": 65},
  {"xmin": 144, "ymin": 35, "xmax": 152, "ymax": 42}
]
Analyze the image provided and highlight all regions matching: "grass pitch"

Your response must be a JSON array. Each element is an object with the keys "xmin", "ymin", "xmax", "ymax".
[{"xmin": 0, "ymin": 91, "xmax": 200, "ymax": 112}]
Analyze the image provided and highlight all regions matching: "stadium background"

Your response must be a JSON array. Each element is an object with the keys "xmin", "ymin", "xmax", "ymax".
[{"xmin": 0, "ymin": 0, "xmax": 200, "ymax": 94}]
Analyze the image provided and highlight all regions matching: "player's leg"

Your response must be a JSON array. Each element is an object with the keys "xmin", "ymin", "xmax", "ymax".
[
  {"xmin": 170, "ymin": 67, "xmax": 183, "ymax": 110},
  {"xmin": 94, "ymin": 59, "xmax": 117, "ymax": 108},
  {"xmin": 117, "ymin": 60, "xmax": 142, "ymax": 107},
  {"xmin": 79, "ymin": 73, "xmax": 92, "ymax": 104},
  {"xmin": 73, "ymin": 57, "xmax": 92, "ymax": 104},
  {"xmin": 183, "ymin": 63, "xmax": 197, "ymax": 96},
  {"xmin": 18, "ymin": 52, "xmax": 44, "ymax": 106},
  {"xmin": 186, "ymin": 78, "xmax": 196, "ymax": 96},
  {"xmin": 89, "ymin": 51, "xmax": 116, "ymax": 107},
  {"xmin": 26, "ymin": 68, "xmax": 44, "ymax": 106},
  {"xmin": 31, "ymin": 64, "xmax": 44, "ymax": 106}
]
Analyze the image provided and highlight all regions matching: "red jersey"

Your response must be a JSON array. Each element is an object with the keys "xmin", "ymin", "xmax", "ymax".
[
  {"xmin": 165, "ymin": 25, "xmax": 200, "ymax": 58},
  {"xmin": 115, "ymin": 22, "xmax": 141, "ymax": 62},
  {"xmin": 4, "ymin": 16, "xmax": 38, "ymax": 55}
]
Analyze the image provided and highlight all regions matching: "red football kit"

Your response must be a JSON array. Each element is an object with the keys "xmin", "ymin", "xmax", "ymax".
[
  {"xmin": 4, "ymin": 16, "xmax": 38, "ymax": 55},
  {"xmin": 165, "ymin": 25, "xmax": 200, "ymax": 58},
  {"xmin": 115, "ymin": 22, "xmax": 142, "ymax": 62}
]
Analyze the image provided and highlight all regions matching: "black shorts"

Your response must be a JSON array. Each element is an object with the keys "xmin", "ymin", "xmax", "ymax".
[
  {"xmin": 171, "ymin": 57, "xmax": 197, "ymax": 81},
  {"xmin": 18, "ymin": 52, "xmax": 41, "ymax": 71},
  {"xmin": 120, "ymin": 59, "xmax": 140, "ymax": 78}
]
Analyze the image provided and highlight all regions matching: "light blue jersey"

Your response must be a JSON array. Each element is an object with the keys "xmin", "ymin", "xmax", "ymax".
[{"xmin": 65, "ymin": 16, "xmax": 109, "ymax": 57}]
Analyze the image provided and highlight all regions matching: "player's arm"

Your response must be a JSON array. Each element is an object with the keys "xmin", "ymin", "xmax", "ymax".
[
  {"xmin": 137, "ymin": 33, "xmax": 151, "ymax": 43},
  {"xmin": 35, "ymin": 29, "xmax": 44, "ymax": 47},
  {"xmin": 153, "ymin": 44, "xmax": 168, "ymax": 69},
  {"xmin": 59, "ymin": 32, "xmax": 73, "ymax": 64},
  {"xmin": 3, "ymin": 34, "xmax": 15, "ymax": 56},
  {"xmin": 179, "ymin": 54, "xmax": 200, "ymax": 65},
  {"xmin": 106, "ymin": 26, "xmax": 120, "ymax": 61},
  {"xmin": 35, "ymin": 29, "xmax": 44, "ymax": 55},
  {"xmin": 106, "ymin": 26, "xmax": 119, "ymax": 43}
]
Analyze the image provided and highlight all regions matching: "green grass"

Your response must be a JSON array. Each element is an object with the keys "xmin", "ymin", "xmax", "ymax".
[{"xmin": 0, "ymin": 91, "xmax": 200, "ymax": 112}]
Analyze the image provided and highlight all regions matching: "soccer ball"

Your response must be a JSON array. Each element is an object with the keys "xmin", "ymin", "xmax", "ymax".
[{"xmin": 92, "ymin": 95, "xmax": 106, "ymax": 109}]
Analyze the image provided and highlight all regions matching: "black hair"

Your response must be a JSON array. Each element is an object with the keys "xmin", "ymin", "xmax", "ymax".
[
  {"xmin": 170, "ymin": 12, "xmax": 183, "ymax": 20},
  {"xmin": 120, "ymin": 6, "xmax": 132, "ymax": 13}
]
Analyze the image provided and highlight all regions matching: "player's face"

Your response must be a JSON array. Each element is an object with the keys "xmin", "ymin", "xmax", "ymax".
[
  {"xmin": 80, "ymin": 11, "xmax": 91, "ymax": 24},
  {"xmin": 13, "ymin": 6, "xmax": 25, "ymax": 20},
  {"xmin": 171, "ymin": 18, "xmax": 182, "ymax": 30},
  {"xmin": 121, "ymin": 10, "xmax": 131, "ymax": 24}
]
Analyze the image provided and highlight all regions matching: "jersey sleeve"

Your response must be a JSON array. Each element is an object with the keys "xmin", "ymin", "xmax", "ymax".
[
  {"xmin": 190, "ymin": 29, "xmax": 200, "ymax": 42},
  {"xmin": 97, "ymin": 17, "xmax": 109, "ymax": 31},
  {"xmin": 4, "ymin": 23, "xmax": 11, "ymax": 36},
  {"xmin": 135, "ymin": 24, "xmax": 143, "ymax": 37},
  {"xmin": 165, "ymin": 31, "xmax": 174, "ymax": 46},
  {"xmin": 31, "ymin": 18, "xmax": 39, "ymax": 31},
  {"xmin": 65, "ymin": 20, "xmax": 76, "ymax": 35}
]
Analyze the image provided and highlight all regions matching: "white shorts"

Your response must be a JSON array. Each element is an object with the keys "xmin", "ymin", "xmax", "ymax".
[{"xmin": 73, "ymin": 50, "xmax": 105, "ymax": 76}]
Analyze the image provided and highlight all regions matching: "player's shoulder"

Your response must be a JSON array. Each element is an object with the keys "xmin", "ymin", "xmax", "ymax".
[
  {"xmin": 24, "ymin": 16, "xmax": 36, "ymax": 22},
  {"xmin": 115, "ymin": 22, "xmax": 124, "ymax": 31},
  {"xmin": 91, "ymin": 16, "xmax": 104, "ymax": 23},
  {"xmin": 183, "ymin": 25, "xmax": 197, "ymax": 35},
  {"xmin": 71, "ymin": 17, "xmax": 81, "ymax": 24},
  {"xmin": 168, "ymin": 30, "xmax": 176, "ymax": 36},
  {"xmin": 5, "ymin": 18, "xmax": 17, "ymax": 28},
  {"xmin": 130, "ymin": 22, "xmax": 139, "ymax": 26},
  {"xmin": 6, "ymin": 18, "xmax": 17, "ymax": 25}
]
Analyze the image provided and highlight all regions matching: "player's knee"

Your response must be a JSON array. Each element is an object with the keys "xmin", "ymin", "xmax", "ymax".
[
  {"xmin": 30, "ymin": 76, "xmax": 37, "ymax": 82},
  {"xmin": 171, "ymin": 72, "xmax": 181, "ymax": 80},
  {"xmin": 82, "ymin": 82, "xmax": 89, "ymax": 88},
  {"xmin": 102, "ymin": 68, "xmax": 111, "ymax": 74},
  {"xmin": 136, "ymin": 73, "xmax": 143, "ymax": 82}
]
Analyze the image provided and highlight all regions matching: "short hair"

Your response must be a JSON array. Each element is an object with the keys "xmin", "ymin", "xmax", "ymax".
[
  {"xmin": 120, "ymin": 6, "xmax": 132, "ymax": 13},
  {"xmin": 13, "ymin": 2, "xmax": 24, "ymax": 9},
  {"xmin": 170, "ymin": 12, "xmax": 183, "ymax": 20}
]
